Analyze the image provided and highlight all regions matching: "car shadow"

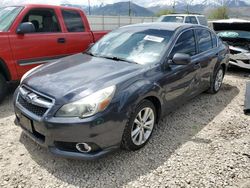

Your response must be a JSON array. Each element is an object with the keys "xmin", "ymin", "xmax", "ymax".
[
  {"xmin": 19, "ymin": 83, "xmax": 239, "ymax": 187},
  {"xmin": 0, "ymin": 84, "xmax": 17, "ymax": 119}
]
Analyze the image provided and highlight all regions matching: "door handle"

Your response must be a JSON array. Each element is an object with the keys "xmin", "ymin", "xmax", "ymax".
[{"xmin": 57, "ymin": 38, "xmax": 66, "ymax": 43}]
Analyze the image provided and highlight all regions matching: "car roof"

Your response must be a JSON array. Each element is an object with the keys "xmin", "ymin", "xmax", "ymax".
[{"xmin": 122, "ymin": 22, "xmax": 206, "ymax": 32}]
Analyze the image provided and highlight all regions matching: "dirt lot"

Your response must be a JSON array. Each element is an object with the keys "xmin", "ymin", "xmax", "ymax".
[{"xmin": 0, "ymin": 70, "xmax": 250, "ymax": 188}]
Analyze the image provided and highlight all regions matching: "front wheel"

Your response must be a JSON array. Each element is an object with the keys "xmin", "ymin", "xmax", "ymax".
[
  {"xmin": 207, "ymin": 66, "xmax": 224, "ymax": 94},
  {"xmin": 0, "ymin": 74, "xmax": 7, "ymax": 103},
  {"xmin": 121, "ymin": 100, "xmax": 156, "ymax": 151}
]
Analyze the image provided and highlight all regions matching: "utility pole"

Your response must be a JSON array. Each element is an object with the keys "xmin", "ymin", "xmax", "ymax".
[
  {"xmin": 129, "ymin": 0, "xmax": 131, "ymax": 16},
  {"xmin": 88, "ymin": 0, "xmax": 91, "ymax": 15},
  {"xmin": 172, "ymin": 0, "xmax": 176, "ymax": 12}
]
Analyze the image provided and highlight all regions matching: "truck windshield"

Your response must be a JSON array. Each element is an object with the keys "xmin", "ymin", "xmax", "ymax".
[
  {"xmin": 0, "ymin": 6, "xmax": 23, "ymax": 31},
  {"xmin": 88, "ymin": 28, "xmax": 174, "ymax": 65}
]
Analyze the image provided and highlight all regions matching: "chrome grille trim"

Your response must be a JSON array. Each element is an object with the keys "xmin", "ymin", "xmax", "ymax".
[{"xmin": 19, "ymin": 85, "xmax": 54, "ymax": 109}]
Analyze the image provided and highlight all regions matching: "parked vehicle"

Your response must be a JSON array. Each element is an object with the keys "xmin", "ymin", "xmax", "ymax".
[
  {"xmin": 14, "ymin": 23, "xmax": 229, "ymax": 159},
  {"xmin": 210, "ymin": 19, "xmax": 250, "ymax": 70},
  {"xmin": 0, "ymin": 4, "xmax": 108, "ymax": 102},
  {"xmin": 157, "ymin": 14, "xmax": 208, "ymax": 26}
]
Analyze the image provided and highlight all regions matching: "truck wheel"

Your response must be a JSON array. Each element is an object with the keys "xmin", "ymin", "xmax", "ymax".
[
  {"xmin": 0, "ymin": 74, "xmax": 7, "ymax": 103},
  {"xmin": 207, "ymin": 66, "xmax": 224, "ymax": 94},
  {"xmin": 121, "ymin": 100, "xmax": 156, "ymax": 151}
]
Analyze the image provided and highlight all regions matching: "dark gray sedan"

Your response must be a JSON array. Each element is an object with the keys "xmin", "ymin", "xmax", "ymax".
[{"xmin": 13, "ymin": 23, "xmax": 229, "ymax": 159}]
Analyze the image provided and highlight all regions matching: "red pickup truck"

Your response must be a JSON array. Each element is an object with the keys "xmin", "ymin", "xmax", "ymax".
[{"xmin": 0, "ymin": 4, "xmax": 108, "ymax": 102}]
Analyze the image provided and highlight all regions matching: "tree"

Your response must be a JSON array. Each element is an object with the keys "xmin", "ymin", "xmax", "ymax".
[{"xmin": 208, "ymin": 6, "xmax": 229, "ymax": 19}]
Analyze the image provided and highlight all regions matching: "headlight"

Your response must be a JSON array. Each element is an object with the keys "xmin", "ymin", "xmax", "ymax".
[
  {"xmin": 56, "ymin": 85, "xmax": 116, "ymax": 118},
  {"xmin": 20, "ymin": 65, "xmax": 42, "ymax": 83}
]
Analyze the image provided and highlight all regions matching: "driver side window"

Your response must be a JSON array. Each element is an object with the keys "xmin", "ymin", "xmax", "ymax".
[
  {"xmin": 21, "ymin": 8, "xmax": 61, "ymax": 33},
  {"xmin": 170, "ymin": 30, "xmax": 197, "ymax": 58}
]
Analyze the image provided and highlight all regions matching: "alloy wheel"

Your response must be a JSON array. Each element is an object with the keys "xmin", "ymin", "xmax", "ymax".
[
  {"xmin": 214, "ymin": 69, "xmax": 224, "ymax": 92},
  {"xmin": 131, "ymin": 107, "xmax": 155, "ymax": 146}
]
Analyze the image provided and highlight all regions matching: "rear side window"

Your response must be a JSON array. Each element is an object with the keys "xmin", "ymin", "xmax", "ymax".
[
  {"xmin": 62, "ymin": 10, "xmax": 85, "ymax": 32},
  {"xmin": 196, "ymin": 29, "xmax": 213, "ymax": 53},
  {"xmin": 185, "ymin": 16, "xmax": 198, "ymax": 24},
  {"xmin": 170, "ymin": 30, "xmax": 196, "ymax": 57},
  {"xmin": 22, "ymin": 8, "xmax": 61, "ymax": 33},
  {"xmin": 185, "ymin": 17, "xmax": 191, "ymax": 23},
  {"xmin": 197, "ymin": 16, "xmax": 208, "ymax": 26},
  {"xmin": 189, "ymin": 16, "xmax": 198, "ymax": 24}
]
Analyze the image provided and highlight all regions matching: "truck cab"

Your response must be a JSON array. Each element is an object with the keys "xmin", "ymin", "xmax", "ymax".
[{"xmin": 0, "ymin": 4, "xmax": 108, "ymax": 102}]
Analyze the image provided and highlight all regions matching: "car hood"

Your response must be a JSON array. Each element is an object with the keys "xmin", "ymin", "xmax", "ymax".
[
  {"xmin": 212, "ymin": 22, "xmax": 250, "ymax": 32},
  {"xmin": 24, "ymin": 53, "xmax": 142, "ymax": 102}
]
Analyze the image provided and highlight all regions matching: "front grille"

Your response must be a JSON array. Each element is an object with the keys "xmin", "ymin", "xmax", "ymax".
[
  {"xmin": 18, "ymin": 95, "xmax": 48, "ymax": 117},
  {"xmin": 17, "ymin": 86, "xmax": 53, "ymax": 117}
]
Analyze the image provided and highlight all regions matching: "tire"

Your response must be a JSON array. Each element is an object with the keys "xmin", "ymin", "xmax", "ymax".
[
  {"xmin": 207, "ymin": 66, "xmax": 224, "ymax": 94},
  {"xmin": 0, "ymin": 74, "xmax": 7, "ymax": 103},
  {"xmin": 121, "ymin": 100, "xmax": 156, "ymax": 151}
]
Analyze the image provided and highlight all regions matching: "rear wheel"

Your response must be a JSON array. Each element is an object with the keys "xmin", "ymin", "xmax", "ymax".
[
  {"xmin": 0, "ymin": 74, "xmax": 7, "ymax": 103},
  {"xmin": 121, "ymin": 100, "xmax": 156, "ymax": 151},
  {"xmin": 207, "ymin": 66, "xmax": 224, "ymax": 94}
]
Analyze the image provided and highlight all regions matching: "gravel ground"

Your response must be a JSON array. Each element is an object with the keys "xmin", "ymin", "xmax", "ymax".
[{"xmin": 0, "ymin": 70, "xmax": 250, "ymax": 188}]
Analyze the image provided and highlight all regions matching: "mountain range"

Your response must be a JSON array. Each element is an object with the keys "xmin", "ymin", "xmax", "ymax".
[{"xmin": 62, "ymin": 0, "xmax": 250, "ymax": 17}]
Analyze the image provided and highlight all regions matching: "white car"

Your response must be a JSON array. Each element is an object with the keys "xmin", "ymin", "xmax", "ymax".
[{"xmin": 157, "ymin": 14, "xmax": 208, "ymax": 26}]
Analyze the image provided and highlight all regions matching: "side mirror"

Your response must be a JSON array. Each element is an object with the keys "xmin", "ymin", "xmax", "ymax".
[
  {"xmin": 172, "ymin": 53, "xmax": 191, "ymax": 65},
  {"xmin": 16, "ymin": 22, "xmax": 35, "ymax": 34}
]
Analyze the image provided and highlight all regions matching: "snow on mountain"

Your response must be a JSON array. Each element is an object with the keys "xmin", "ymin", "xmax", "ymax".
[{"xmin": 146, "ymin": 0, "xmax": 250, "ymax": 7}]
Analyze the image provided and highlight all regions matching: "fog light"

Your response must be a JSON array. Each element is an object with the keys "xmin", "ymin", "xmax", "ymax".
[{"xmin": 76, "ymin": 143, "xmax": 92, "ymax": 153}]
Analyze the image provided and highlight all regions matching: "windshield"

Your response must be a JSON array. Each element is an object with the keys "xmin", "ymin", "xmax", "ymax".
[
  {"xmin": 159, "ymin": 16, "xmax": 184, "ymax": 23},
  {"xmin": 0, "ymin": 6, "xmax": 23, "ymax": 31},
  {"xmin": 88, "ymin": 28, "xmax": 174, "ymax": 65},
  {"xmin": 217, "ymin": 30, "xmax": 250, "ymax": 39}
]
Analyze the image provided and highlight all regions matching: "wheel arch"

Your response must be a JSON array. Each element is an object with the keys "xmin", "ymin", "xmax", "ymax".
[
  {"xmin": 118, "ymin": 80, "xmax": 164, "ymax": 123},
  {"xmin": 221, "ymin": 63, "xmax": 226, "ymax": 74},
  {"xmin": 142, "ymin": 96, "xmax": 162, "ymax": 123}
]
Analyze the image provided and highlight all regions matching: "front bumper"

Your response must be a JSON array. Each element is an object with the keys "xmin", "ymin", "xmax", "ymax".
[
  {"xmin": 229, "ymin": 53, "xmax": 250, "ymax": 69},
  {"xmin": 13, "ymin": 89, "xmax": 126, "ymax": 160}
]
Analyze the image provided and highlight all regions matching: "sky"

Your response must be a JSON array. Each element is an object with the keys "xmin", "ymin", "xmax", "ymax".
[
  {"xmin": 1, "ymin": 0, "xmax": 250, "ymax": 7},
  {"xmin": 3, "ymin": 0, "xmax": 127, "ymax": 6}
]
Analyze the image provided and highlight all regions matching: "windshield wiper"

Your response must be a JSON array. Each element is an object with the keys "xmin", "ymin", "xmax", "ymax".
[
  {"xmin": 85, "ymin": 51, "xmax": 95, "ymax": 56},
  {"xmin": 100, "ymin": 56, "xmax": 138, "ymax": 64}
]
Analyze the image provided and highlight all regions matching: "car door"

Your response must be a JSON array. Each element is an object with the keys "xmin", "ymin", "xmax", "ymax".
[
  {"xmin": 194, "ymin": 28, "xmax": 218, "ymax": 91},
  {"xmin": 9, "ymin": 8, "xmax": 67, "ymax": 78},
  {"xmin": 159, "ymin": 29, "xmax": 201, "ymax": 112},
  {"xmin": 61, "ymin": 9, "xmax": 94, "ymax": 55}
]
